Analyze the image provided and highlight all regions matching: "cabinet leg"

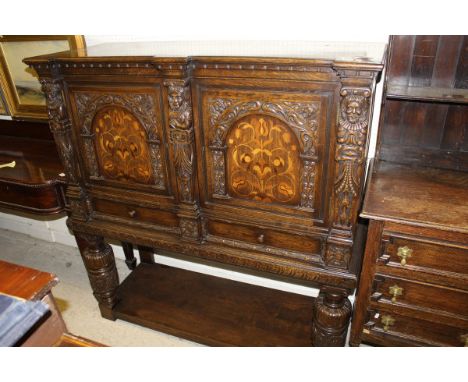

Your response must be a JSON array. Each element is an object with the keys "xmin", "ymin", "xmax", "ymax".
[
  {"xmin": 122, "ymin": 241, "xmax": 137, "ymax": 270},
  {"xmin": 75, "ymin": 233, "xmax": 120, "ymax": 320},
  {"xmin": 311, "ymin": 287, "xmax": 352, "ymax": 346}
]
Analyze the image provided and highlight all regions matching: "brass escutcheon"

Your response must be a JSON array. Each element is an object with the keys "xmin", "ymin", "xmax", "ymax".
[
  {"xmin": 389, "ymin": 284, "xmax": 404, "ymax": 303},
  {"xmin": 397, "ymin": 246, "xmax": 413, "ymax": 266},
  {"xmin": 381, "ymin": 314, "xmax": 395, "ymax": 332}
]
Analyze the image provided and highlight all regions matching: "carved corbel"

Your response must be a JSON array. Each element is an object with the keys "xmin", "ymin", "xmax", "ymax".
[{"xmin": 40, "ymin": 78, "xmax": 80, "ymax": 184}]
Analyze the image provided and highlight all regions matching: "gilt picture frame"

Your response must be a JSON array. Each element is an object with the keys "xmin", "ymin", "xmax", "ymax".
[
  {"xmin": 0, "ymin": 35, "xmax": 85, "ymax": 120},
  {"xmin": 0, "ymin": 85, "xmax": 8, "ymax": 116}
]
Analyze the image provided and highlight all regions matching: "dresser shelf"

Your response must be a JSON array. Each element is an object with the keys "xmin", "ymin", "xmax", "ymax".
[{"xmin": 386, "ymin": 84, "xmax": 468, "ymax": 104}]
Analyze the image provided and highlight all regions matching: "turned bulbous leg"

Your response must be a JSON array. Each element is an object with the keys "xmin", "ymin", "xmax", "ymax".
[
  {"xmin": 75, "ymin": 232, "xmax": 120, "ymax": 320},
  {"xmin": 311, "ymin": 287, "xmax": 352, "ymax": 346}
]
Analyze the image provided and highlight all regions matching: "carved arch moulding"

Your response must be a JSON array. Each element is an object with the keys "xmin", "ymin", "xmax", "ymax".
[
  {"xmin": 74, "ymin": 92, "xmax": 166, "ymax": 189},
  {"xmin": 207, "ymin": 97, "xmax": 321, "ymax": 210}
]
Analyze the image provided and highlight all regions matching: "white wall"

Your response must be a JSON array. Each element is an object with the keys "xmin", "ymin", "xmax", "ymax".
[{"xmin": 0, "ymin": 36, "xmax": 388, "ymax": 297}]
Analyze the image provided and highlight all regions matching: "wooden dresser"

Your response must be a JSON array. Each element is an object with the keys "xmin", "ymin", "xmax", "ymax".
[
  {"xmin": 25, "ymin": 43, "xmax": 383, "ymax": 346},
  {"xmin": 350, "ymin": 36, "xmax": 468, "ymax": 347}
]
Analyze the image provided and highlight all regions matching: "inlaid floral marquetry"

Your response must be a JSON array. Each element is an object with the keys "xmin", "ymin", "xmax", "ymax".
[
  {"xmin": 227, "ymin": 114, "xmax": 301, "ymax": 205},
  {"xmin": 73, "ymin": 92, "xmax": 166, "ymax": 189},
  {"xmin": 207, "ymin": 97, "xmax": 320, "ymax": 210},
  {"xmin": 92, "ymin": 106, "xmax": 154, "ymax": 184}
]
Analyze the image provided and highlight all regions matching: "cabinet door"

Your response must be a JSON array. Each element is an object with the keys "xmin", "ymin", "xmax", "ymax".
[
  {"xmin": 194, "ymin": 79, "xmax": 338, "ymax": 229},
  {"xmin": 67, "ymin": 83, "xmax": 171, "ymax": 196}
]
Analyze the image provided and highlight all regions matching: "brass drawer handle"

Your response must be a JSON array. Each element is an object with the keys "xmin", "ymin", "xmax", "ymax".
[
  {"xmin": 257, "ymin": 234, "xmax": 265, "ymax": 244},
  {"xmin": 381, "ymin": 314, "xmax": 395, "ymax": 332},
  {"xmin": 128, "ymin": 210, "xmax": 137, "ymax": 218},
  {"xmin": 461, "ymin": 334, "xmax": 468, "ymax": 347},
  {"xmin": 397, "ymin": 246, "xmax": 413, "ymax": 266},
  {"xmin": 389, "ymin": 284, "xmax": 403, "ymax": 303},
  {"xmin": 0, "ymin": 160, "xmax": 15, "ymax": 169}
]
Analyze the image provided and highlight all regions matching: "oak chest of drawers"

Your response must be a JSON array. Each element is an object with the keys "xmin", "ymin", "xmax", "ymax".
[
  {"xmin": 25, "ymin": 43, "xmax": 383, "ymax": 346},
  {"xmin": 350, "ymin": 36, "xmax": 468, "ymax": 347}
]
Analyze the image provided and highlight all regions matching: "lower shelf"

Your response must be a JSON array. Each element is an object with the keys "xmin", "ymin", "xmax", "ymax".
[{"xmin": 113, "ymin": 263, "xmax": 314, "ymax": 346}]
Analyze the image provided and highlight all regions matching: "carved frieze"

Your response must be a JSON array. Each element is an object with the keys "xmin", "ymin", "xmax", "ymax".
[
  {"xmin": 40, "ymin": 78, "xmax": 79, "ymax": 183},
  {"xmin": 164, "ymin": 80, "xmax": 195, "ymax": 202},
  {"xmin": 333, "ymin": 88, "xmax": 371, "ymax": 228},
  {"xmin": 207, "ymin": 97, "xmax": 320, "ymax": 209}
]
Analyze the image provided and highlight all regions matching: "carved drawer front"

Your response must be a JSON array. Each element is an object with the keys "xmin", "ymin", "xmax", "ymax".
[
  {"xmin": 195, "ymin": 83, "xmax": 335, "ymax": 227},
  {"xmin": 68, "ymin": 86, "xmax": 170, "ymax": 194},
  {"xmin": 371, "ymin": 274, "xmax": 468, "ymax": 318},
  {"xmin": 378, "ymin": 236, "xmax": 468, "ymax": 285},
  {"xmin": 93, "ymin": 198, "xmax": 179, "ymax": 232},
  {"xmin": 206, "ymin": 219, "xmax": 323, "ymax": 265},
  {"xmin": 364, "ymin": 308, "xmax": 468, "ymax": 347}
]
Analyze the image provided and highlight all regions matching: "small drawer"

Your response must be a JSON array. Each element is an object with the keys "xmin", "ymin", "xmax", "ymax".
[
  {"xmin": 207, "ymin": 219, "xmax": 322, "ymax": 260},
  {"xmin": 93, "ymin": 198, "xmax": 179, "ymax": 229},
  {"xmin": 364, "ymin": 309, "xmax": 468, "ymax": 347},
  {"xmin": 372, "ymin": 274, "xmax": 468, "ymax": 318},
  {"xmin": 380, "ymin": 236, "xmax": 468, "ymax": 276}
]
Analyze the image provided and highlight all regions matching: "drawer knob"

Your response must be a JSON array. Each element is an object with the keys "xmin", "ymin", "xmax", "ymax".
[
  {"xmin": 389, "ymin": 284, "xmax": 403, "ymax": 303},
  {"xmin": 128, "ymin": 210, "xmax": 137, "ymax": 218},
  {"xmin": 381, "ymin": 314, "xmax": 395, "ymax": 332},
  {"xmin": 397, "ymin": 246, "xmax": 413, "ymax": 266},
  {"xmin": 257, "ymin": 234, "xmax": 265, "ymax": 244},
  {"xmin": 461, "ymin": 334, "xmax": 468, "ymax": 347}
]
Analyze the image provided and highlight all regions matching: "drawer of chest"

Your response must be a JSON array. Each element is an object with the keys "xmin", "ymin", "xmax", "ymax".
[
  {"xmin": 206, "ymin": 219, "xmax": 323, "ymax": 264},
  {"xmin": 371, "ymin": 274, "xmax": 468, "ymax": 318},
  {"xmin": 92, "ymin": 198, "xmax": 179, "ymax": 232},
  {"xmin": 378, "ymin": 236, "xmax": 468, "ymax": 285},
  {"xmin": 363, "ymin": 308, "xmax": 468, "ymax": 347}
]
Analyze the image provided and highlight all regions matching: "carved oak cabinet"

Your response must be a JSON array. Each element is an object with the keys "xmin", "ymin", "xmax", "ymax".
[{"xmin": 25, "ymin": 44, "xmax": 383, "ymax": 346}]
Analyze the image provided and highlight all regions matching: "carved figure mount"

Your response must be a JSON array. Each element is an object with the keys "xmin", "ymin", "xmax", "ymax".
[
  {"xmin": 333, "ymin": 88, "xmax": 371, "ymax": 228},
  {"xmin": 208, "ymin": 97, "xmax": 320, "ymax": 209},
  {"xmin": 40, "ymin": 78, "xmax": 79, "ymax": 183},
  {"xmin": 164, "ymin": 80, "xmax": 195, "ymax": 203}
]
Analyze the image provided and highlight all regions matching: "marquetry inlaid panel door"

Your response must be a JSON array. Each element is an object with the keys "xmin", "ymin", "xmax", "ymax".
[
  {"xmin": 66, "ymin": 82, "xmax": 179, "ymax": 231},
  {"xmin": 193, "ymin": 78, "xmax": 340, "ymax": 261}
]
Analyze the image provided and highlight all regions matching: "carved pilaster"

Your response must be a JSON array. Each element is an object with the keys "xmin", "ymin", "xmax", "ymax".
[
  {"xmin": 40, "ymin": 78, "xmax": 80, "ymax": 183},
  {"xmin": 332, "ymin": 87, "xmax": 371, "ymax": 229},
  {"xmin": 164, "ymin": 79, "xmax": 195, "ymax": 202},
  {"xmin": 75, "ymin": 233, "xmax": 119, "ymax": 320},
  {"xmin": 312, "ymin": 287, "xmax": 352, "ymax": 346}
]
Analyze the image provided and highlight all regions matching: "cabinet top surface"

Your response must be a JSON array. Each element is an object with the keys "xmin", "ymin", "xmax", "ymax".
[
  {"xmin": 24, "ymin": 41, "xmax": 386, "ymax": 67},
  {"xmin": 362, "ymin": 160, "xmax": 468, "ymax": 234}
]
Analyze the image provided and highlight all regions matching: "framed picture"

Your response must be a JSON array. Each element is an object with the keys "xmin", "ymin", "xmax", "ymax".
[
  {"xmin": 0, "ymin": 35, "xmax": 85, "ymax": 120},
  {"xmin": 0, "ymin": 86, "xmax": 8, "ymax": 116}
]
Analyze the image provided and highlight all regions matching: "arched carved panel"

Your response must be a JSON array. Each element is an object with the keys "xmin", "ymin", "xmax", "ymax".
[
  {"xmin": 73, "ymin": 92, "xmax": 166, "ymax": 189},
  {"xmin": 226, "ymin": 114, "xmax": 301, "ymax": 205},
  {"xmin": 207, "ymin": 97, "xmax": 320, "ymax": 210},
  {"xmin": 92, "ymin": 106, "xmax": 154, "ymax": 184}
]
